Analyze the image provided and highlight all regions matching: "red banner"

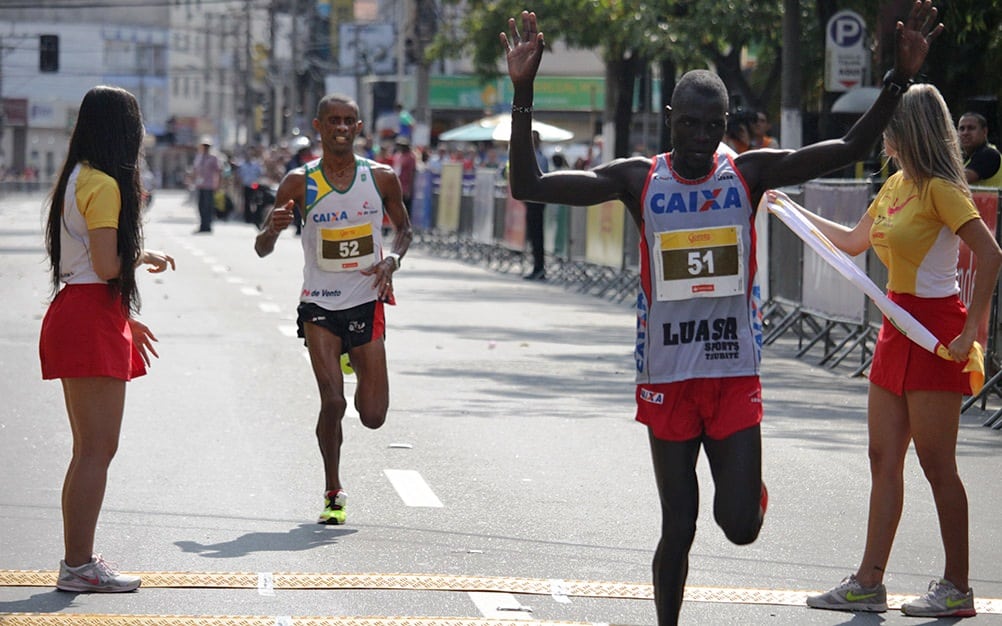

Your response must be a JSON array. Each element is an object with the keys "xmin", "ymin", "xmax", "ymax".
[
  {"xmin": 2, "ymin": 98, "xmax": 28, "ymax": 126},
  {"xmin": 958, "ymin": 190, "xmax": 999, "ymax": 347}
]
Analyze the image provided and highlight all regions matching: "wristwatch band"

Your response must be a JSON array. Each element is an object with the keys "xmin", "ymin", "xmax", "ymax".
[{"xmin": 882, "ymin": 69, "xmax": 912, "ymax": 96}]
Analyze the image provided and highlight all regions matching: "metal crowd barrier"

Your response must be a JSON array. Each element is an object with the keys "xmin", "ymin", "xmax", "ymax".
[
  {"xmin": 0, "ymin": 181, "xmax": 47, "ymax": 198},
  {"xmin": 410, "ymin": 165, "xmax": 640, "ymax": 305},
  {"xmin": 761, "ymin": 181, "xmax": 880, "ymax": 376}
]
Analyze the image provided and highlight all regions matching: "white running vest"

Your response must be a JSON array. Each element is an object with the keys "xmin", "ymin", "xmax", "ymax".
[
  {"xmin": 300, "ymin": 157, "xmax": 387, "ymax": 310},
  {"xmin": 636, "ymin": 150, "xmax": 763, "ymax": 384}
]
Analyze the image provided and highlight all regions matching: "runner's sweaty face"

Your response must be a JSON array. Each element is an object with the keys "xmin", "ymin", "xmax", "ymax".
[
  {"xmin": 314, "ymin": 101, "xmax": 363, "ymax": 154},
  {"xmin": 668, "ymin": 90, "xmax": 727, "ymax": 180}
]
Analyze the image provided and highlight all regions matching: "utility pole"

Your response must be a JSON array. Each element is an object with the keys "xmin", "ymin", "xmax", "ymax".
[
  {"xmin": 412, "ymin": 0, "xmax": 433, "ymax": 128},
  {"xmin": 0, "ymin": 34, "xmax": 32, "ymax": 173},
  {"xmin": 0, "ymin": 35, "xmax": 5, "ymax": 170},
  {"xmin": 242, "ymin": 0, "xmax": 253, "ymax": 145},
  {"xmin": 204, "ymin": 13, "xmax": 214, "ymax": 139},
  {"xmin": 230, "ymin": 15, "xmax": 241, "ymax": 146},
  {"xmin": 267, "ymin": 1, "xmax": 277, "ymax": 145},
  {"xmin": 780, "ymin": 0, "xmax": 802, "ymax": 149},
  {"xmin": 395, "ymin": 0, "xmax": 405, "ymax": 110}
]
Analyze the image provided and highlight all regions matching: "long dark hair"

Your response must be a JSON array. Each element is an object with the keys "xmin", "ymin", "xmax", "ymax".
[{"xmin": 45, "ymin": 86, "xmax": 145, "ymax": 313}]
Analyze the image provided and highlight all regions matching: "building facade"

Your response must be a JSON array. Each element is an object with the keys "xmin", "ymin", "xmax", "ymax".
[{"xmin": 0, "ymin": 0, "xmax": 606, "ymax": 186}]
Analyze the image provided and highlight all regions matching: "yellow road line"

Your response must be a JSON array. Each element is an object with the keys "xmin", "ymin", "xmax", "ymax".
[
  {"xmin": 0, "ymin": 571, "xmax": 649, "ymax": 599},
  {"xmin": 0, "ymin": 615, "xmax": 607, "ymax": 626},
  {"xmin": 1, "ymin": 570, "xmax": 1000, "ymax": 614}
]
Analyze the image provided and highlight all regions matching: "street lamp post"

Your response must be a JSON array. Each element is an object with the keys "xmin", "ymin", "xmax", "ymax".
[{"xmin": 0, "ymin": 36, "xmax": 6, "ymax": 173}]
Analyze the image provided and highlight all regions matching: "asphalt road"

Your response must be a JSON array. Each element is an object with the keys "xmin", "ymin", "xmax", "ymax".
[{"xmin": 1, "ymin": 190, "xmax": 1001, "ymax": 625}]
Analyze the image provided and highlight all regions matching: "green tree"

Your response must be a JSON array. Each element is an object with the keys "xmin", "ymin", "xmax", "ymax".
[
  {"xmin": 435, "ymin": 1, "xmax": 786, "ymax": 155},
  {"xmin": 433, "ymin": 1, "xmax": 1002, "ymax": 153},
  {"xmin": 431, "ymin": 0, "xmax": 652, "ymax": 156}
]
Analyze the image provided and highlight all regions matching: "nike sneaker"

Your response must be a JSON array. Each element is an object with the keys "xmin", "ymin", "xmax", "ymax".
[
  {"xmin": 340, "ymin": 353, "xmax": 354, "ymax": 376},
  {"xmin": 56, "ymin": 554, "xmax": 141, "ymax": 593},
  {"xmin": 318, "ymin": 489, "xmax": 347, "ymax": 525},
  {"xmin": 806, "ymin": 574, "xmax": 887, "ymax": 612},
  {"xmin": 900, "ymin": 579, "xmax": 976, "ymax": 618}
]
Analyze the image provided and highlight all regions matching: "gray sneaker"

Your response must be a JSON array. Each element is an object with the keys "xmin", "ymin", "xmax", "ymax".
[
  {"xmin": 56, "ymin": 555, "xmax": 141, "ymax": 593},
  {"xmin": 806, "ymin": 574, "xmax": 887, "ymax": 612},
  {"xmin": 900, "ymin": 579, "xmax": 976, "ymax": 618}
]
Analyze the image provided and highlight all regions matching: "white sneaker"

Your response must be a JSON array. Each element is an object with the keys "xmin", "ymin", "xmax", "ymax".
[
  {"xmin": 806, "ymin": 574, "xmax": 887, "ymax": 612},
  {"xmin": 900, "ymin": 579, "xmax": 976, "ymax": 618},
  {"xmin": 56, "ymin": 555, "xmax": 141, "ymax": 593}
]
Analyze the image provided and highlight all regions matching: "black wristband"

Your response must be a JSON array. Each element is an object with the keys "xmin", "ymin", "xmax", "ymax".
[
  {"xmin": 882, "ymin": 69, "xmax": 912, "ymax": 96},
  {"xmin": 511, "ymin": 104, "xmax": 533, "ymax": 115}
]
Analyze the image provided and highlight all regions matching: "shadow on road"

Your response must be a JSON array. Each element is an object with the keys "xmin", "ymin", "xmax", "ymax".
[
  {"xmin": 0, "ymin": 589, "xmax": 78, "ymax": 613},
  {"xmin": 174, "ymin": 523, "xmax": 356, "ymax": 558}
]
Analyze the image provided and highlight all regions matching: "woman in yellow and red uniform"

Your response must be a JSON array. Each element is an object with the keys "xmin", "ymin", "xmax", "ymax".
[
  {"xmin": 40, "ymin": 86, "xmax": 175, "ymax": 592},
  {"xmin": 800, "ymin": 83, "xmax": 1002, "ymax": 618}
]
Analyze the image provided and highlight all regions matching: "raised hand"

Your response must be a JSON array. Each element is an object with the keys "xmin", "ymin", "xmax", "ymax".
[
  {"xmin": 500, "ymin": 11, "xmax": 545, "ymax": 87},
  {"xmin": 268, "ymin": 200, "xmax": 296, "ymax": 235},
  {"xmin": 894, "ymin": 0, "xmax": 944, "ymax": 79}
]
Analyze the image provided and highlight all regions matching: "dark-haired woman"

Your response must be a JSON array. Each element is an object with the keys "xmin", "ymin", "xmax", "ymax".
[{"xmin": 39, "ymin": 85, "xmax": 175, "ymax": 593}]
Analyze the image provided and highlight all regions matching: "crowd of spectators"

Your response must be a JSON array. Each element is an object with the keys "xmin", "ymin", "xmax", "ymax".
[
  {"xmin": 179, "ymin": 130, "xmax": 523, "ymax": 226},
  {"xmin": 0, "ymin": 165, "xmax": 40, "ymax": 184}
]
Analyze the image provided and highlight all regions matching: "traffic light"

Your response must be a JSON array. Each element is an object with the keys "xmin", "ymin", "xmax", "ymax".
[
  {"xmin": 39, "ymin": 34, "xmax": 59, "ymax": 73},
  {"xmin": 404, "ymin": 37, "xmax": 417, "ymax": 65}
]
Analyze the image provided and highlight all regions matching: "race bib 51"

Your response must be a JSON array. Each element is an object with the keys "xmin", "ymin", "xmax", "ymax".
[{"xmin": 654, "ymin": 225, "xmax": 744, "ymax": 301}]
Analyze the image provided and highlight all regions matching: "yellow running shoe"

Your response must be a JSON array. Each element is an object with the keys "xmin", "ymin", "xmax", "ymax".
[
  {"xmin": 340, "ymin": 352, "xmax": 354, "ymax": 376},
  {"xmin": 318, "ymin": 490, "xmax": 347, "ymax": 525}
]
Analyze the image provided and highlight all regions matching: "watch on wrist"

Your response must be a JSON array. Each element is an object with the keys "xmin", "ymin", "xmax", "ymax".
[
  {"xmin": 882, "ymin": 69, "xmax": 912, "ymax": 96},
  {"xmin": 386, "ymin": 252, "xmax": 401, "ymax": 269}
]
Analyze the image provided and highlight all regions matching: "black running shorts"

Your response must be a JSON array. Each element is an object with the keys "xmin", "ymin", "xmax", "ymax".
[{"xmin": 296, "ymin": 300, "xmax": 385, "ymax": 352}]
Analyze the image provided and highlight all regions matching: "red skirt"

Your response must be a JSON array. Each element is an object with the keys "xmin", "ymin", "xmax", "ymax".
[
  {"xmin": 869, "ymin": 291, "xmax": 970, "ymax": 396},
  {"xmin": 39, "ymin": 283, "xmax": 146, "ymax": 381}
]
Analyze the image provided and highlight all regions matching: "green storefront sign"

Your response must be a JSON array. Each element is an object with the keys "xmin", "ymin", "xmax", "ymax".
[{"xmin": 429, "ymin": 75, "xmax": 605, "ymax": 112}]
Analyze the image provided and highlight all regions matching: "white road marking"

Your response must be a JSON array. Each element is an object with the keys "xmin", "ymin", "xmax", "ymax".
[
  {"xmin": 467, "ymin": 591, "xmax": 533, "ymax": 620},
  {"xmin": 549, "ymin": 579, "xmax": 572, "ymax": 604},
  {"xmin": 212, "ymin": 264, "xmax": 228, "ymax": 273},
  {"xmin": 383, "ymin": 469, "xmax": 444, "ymax": 508},
  {"xmin": 278, "ymin": 325, "xmax": 298, "ymax": 337},
  {"xmin": 258, "ymin": 302, "xmax": 282, "ymax": 313},
  {"xmin": 226, "ymin": 276, "xmax": 244, "ymax": 284},
  {"xmin": 241, "ymin": 286, "xmax": 261, "ymax": 296},
  {"xmin": 256, "ymin": 572, "xmax": 275, "ymax": 596}
]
